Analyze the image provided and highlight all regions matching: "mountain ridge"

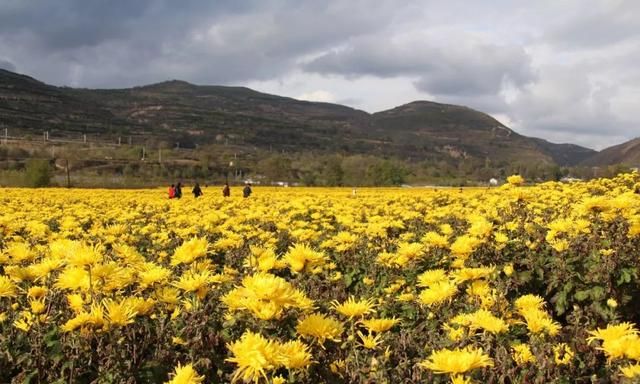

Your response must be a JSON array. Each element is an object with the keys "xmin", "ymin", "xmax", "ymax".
[
  {"xmin": 0, "ymin": 69, "xmax": 598, "ymax": 168},
  {"xmin": 581, "ymin": 137, "xmax": 640, "ymax": 167}
]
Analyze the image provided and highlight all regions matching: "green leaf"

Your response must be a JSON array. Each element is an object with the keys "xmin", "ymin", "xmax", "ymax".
[
  {"xmin": 589, "ymin": 286, "xmax": 605, "ymax": 300},
  {"xmin": 343, "ymin": 272, "xmax": 354, "ymax": 288},
  {"xmin": 554, "ymin": 291, "xmax": 568, "ymax": 315},
  {"xmin": 574, "ymin": 290, "xmax": 589, "ymax": 302},
  {"xmin": 616, "ymin": 268, "xmax": 636, "ymax": 286}
]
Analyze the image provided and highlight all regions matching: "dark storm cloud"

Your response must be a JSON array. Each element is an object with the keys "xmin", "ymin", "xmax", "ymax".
[
  {"xmin": 304, "ymin": 36, "xmax": 535, "ymax": 98},
  {"xmin": 0, "ymin": 1, "xmax": 254, "ymax": 50},
  {"xmin": 0, "ymin": 0, "xmax": 397, "ymax": 87}
]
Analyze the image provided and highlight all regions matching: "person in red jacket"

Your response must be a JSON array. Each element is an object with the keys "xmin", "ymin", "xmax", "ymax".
[{"xmin": 168, "ymin": 184, "xmax": 176, "ymax": 199}]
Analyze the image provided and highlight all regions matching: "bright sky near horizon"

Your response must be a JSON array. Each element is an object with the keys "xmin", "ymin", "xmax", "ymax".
[{"xmin": 0, "ymin": 0, "xmax": 638, "ymax": 150}]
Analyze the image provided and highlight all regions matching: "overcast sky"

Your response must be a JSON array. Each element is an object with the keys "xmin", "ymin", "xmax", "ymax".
[{"xmin": 0, "ymin": 0, "xmax": 638, "ymax": 150}]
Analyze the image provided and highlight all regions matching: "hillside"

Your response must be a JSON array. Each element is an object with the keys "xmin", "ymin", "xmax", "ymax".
[
  {"xmin": 0, "ymin": 69, "xmax": 146, "ymax": 138},
  {"xmin": 67, "ymin": 80, "xmax": 370, "ymax": 151},
  {"xmin": 0, "ymin": 69, "xmax": 596, "ymax": 168},
  {"xmin": 581, "ymin": 137, "xmax": 640, "ymax": 167},
  {"xmin": 531, "ymin": 138, "xmax": 598, "ymax": 167},
  {"xmin": 371, "ymin": 101, "xmax": 594, "ymax": 166}
]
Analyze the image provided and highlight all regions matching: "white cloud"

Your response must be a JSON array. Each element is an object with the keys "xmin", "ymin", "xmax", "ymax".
[{"xmin": 297, "ymin": 90, "xmax": 335, "ymax": 103}]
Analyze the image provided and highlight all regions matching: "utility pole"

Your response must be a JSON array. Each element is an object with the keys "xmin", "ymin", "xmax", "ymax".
[
  {"xmin": 141, "ymin": 146, "xmax": 146, "ymax": 161},
  {"xmin": 65, "ymin": 159, "xmax": 71, "ymax": 188},
  {"xmin": 227, "ymin": 161, "xmax": 233, "ymax": 184},
  {"xmin": 3, "ymin": 127, "xmax": 7, "ymax": 145}
]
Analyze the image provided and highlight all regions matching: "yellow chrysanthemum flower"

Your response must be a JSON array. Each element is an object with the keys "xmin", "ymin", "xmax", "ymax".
[
  {"xmin": 331, "ymin": 296, "xmax": 376, "ymax": 319},
  {"xmin": 450, "ymin": 266, "xmax": 495, "ymax": 283},
  {"xmin": 553, "ymin": 343, "xmax": 573, "ymax": 365},
  {"xmin": 276, "ymin": 340, "xmax": 313, "ymax": 370},
  {"xmin": 360, "ymin": 317, "xmax": 400, "ymax": 333},
  {"xmin": 13, "ymin": 312, "xmax": 34, "ymax": 332},
  {"xmin": 283, "ymin": 243, "xmax": 328, "ymax": 273},
  {"xmin": 587, "ymin": 322, "xmax": 640, "ymax": 361},
  {"xmin": 226, "ymin": 331, "xmax": 279, "ymax": 383},
  {"xmin": 620, "ymin": 363, "xmax": 640, "ymax": 379},
  {"xmin": 27, "ymin": 286, "xmax": 48, "ymax": 299},
  {"xmin": 103, "ymin": 298, "xmax": 137, "ymax": 328},
  {"xmin": 138, "ymin": 263, "xmax": 172, "ymax": 289},
  {"xmin": 222, "ymin": 272, "xmax": 313, "ymax": 320},
  {"xmin": 164, "ymin": 363, "xmax": 204, "ymax": 384},
  {"xmin": 450, "ymin": 309, "xmax": 508, "ymax": 334},
  {"xmin": 419, "ymin": 346, "xmax": 493, "ymax": 375},
  {"xmin": 507, "ymin": 174, "xmax": 525, "ymax": 186},
  {"xmin": 0, "ymin": 275, "xmax": 17, "ymax": 298},
  {"xmin": 421, "ymin": 231, "xmax": 450, "ymax": 248},
  {"xmin": 66, "ymin": 243, "xmax": 103, "ymax": 267},
  {"xmin": 357, "ymin": 331, "xmax": 382, "ymax": 349},
  {"xmin": 173, "ymin": 269, "xmax": 213, "ymax": 299},
  {"xmin": 514, "ymin": 294, "xmax": 545, "ymax": 312},
  {"xmin": 511, "ymin": 344, "xmax": 535, "ymax": 365},
  {"xmin": 451, "ymin": 375, "xmax": 473, "ymax": 384},
  {"xmin": 29, "ymin": 298, "xmax": 46, "ymax": 314},
  {"xmin": 170, "ymin": 237, "xmax": 209, "ymax": 266},
  {"xmin": 417, "ymin": 269, "xmax": 448, "ymax": 287},
  {"xmin": 418, "ymin": 280, "xmax": 457, "ymax": 307},
  {"xmin": 296, "ymin": 313, "xmax": 344, "ymax": 344},
  {"xmin": 519, "ymin": 308, "xmax": 561, "ymax": 336}
]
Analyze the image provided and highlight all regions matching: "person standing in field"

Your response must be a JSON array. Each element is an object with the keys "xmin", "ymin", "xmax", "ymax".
[
  {"xmin": 222, "ymin": 183, "xmax": 230, "ymax": 197},
  {"xmin": 168, "ymin": 184, "xmax": 176, "ymax": 199},
  {"xmin": 243, "ymin": 183, "xmax": 252, "ymax": 198},
  {"xmin": 192, "ymin": 182, "xmax": 203, "ymax": 198},
  {"xmin": 175, "ymin": 182, "xmax": 183, "ymax": 199}
]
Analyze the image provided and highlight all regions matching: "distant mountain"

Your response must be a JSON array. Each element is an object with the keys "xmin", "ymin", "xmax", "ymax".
[
  {"xmin": 530, "ymin": 138, "xmax": 597, "ymax": 167},
  {"xmin": 581, "ymin": 137, "xmax": 640, "ymax": 167},
  {"xmin": 0, "ymin": 69, "xmax": 143, "ymax": 136},
  {"xmin": 67, "ymin": 79, "xmax": 371, "ymax": 151},
  {"xmin": 371, "ymin": 101, "xmax": 596, "ymax": 166},
  {"xmin": 0, "ymin": 68, "xmax": 596, "ymax": 167}
]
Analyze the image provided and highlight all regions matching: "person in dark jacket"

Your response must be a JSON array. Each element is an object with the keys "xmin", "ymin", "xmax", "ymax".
[
  {"xmin": 222, "ymin": 183, "xmax": 230, "ymax": 197},
  {"xmin": 243, "ymin": 183, "xmax": 252, "ymax": 198},
  {"xmin": 175, "ymin": 182, "xmax": 182, "ymax": 199},
  {"xmin": 192, "ymin": 183, "xmax": 203, "ymax": 198}
]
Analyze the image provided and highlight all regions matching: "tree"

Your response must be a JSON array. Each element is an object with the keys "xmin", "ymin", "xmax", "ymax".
[
  {"xmin": 341, "ymin": 155, "xmax": 377, "ymax": 186},
  {"xmin": 368, "ymin": 160, "xmax": 408, "ymax": 186},
  {"xmin": 258, "ymin": 154, "xmax": 292, "ymax": 182},
  {"xmin": 321, "ymin": 156, "xmax": 344, "ymax": 186},
  {"xmin": 24, "ymin": 159, "xmax": 51, "ymax": 187}
]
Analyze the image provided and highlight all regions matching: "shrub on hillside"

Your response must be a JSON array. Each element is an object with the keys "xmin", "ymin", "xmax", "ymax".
[{"xmin": 24, "ymin": 159, "xmax": 51, "ymax": 187}]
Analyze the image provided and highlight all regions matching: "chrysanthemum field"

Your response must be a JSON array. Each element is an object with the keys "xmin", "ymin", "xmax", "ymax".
[{"xmin": 2, "ymin": 173, "xmax": 640, "ymax": 383}]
